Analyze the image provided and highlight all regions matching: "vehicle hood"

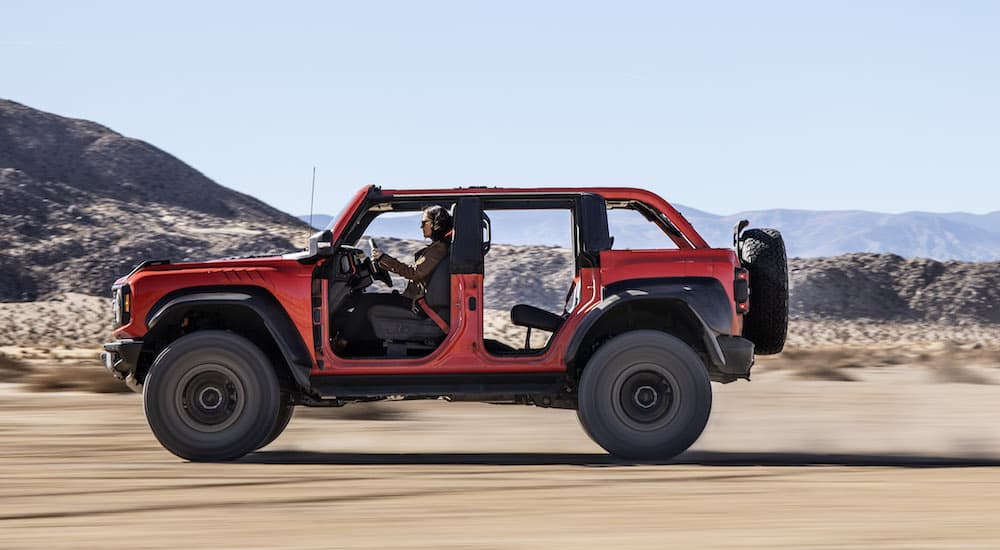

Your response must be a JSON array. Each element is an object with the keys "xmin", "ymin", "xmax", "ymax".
[{"xmin": 113, "ymin": 255, "xmax": 300, "ymax": 286}]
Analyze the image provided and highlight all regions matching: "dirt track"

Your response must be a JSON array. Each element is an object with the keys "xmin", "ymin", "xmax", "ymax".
[{"xmin": 4, "ymin": 364, "xmax": 1000, "ymax": 549}]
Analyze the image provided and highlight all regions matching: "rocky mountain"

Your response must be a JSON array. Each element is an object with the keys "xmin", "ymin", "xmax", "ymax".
[
  {"xmin": 0, "ymin": 99, "xmax": 309, "ymax": 301},
  {"xmin": 789, "ymin": 254, "xmax": 999, "ymax": 324},
  {"xmin": 307, "ymin": 205, "xmax": 1000, "ymax": 261}
]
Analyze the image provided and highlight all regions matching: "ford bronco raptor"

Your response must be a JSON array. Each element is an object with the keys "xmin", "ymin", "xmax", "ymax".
[{"xmin": 102, "ymin": 186, "xmax": 788, "ymax": 461}]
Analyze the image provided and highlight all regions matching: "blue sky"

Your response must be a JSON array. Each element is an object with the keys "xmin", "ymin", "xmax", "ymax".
[{"xmin": 3, "ymin": 1, "xmax": 998, "ymax": 216}]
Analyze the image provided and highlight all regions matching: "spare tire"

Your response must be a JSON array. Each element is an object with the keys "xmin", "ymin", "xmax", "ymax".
[{"xmin": 738, "ymin": 228, "xmax": 788, "ymax": 355}]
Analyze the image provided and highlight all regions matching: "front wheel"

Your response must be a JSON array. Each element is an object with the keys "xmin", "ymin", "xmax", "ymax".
[
  {"xmin": 577, "ymin": 331, "xmax": 712, "ymax": 460},
  {"xmin": 255, "ymin": 393, "xmax": 294, "ymax": 450},
  {"xmin": 143, "ymin": 331, "xmax": 281, "ymax": 461}
]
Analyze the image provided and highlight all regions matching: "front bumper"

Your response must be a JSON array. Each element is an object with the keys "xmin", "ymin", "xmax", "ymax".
[{"xmin": 101, "ymin": 340, "xmax": 144, "ymax": 393}]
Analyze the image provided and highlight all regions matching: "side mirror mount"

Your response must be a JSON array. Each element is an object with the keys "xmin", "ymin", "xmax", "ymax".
[{"xmin": 308, "ymin": 229, "xmax": 334, "ymax": 257}]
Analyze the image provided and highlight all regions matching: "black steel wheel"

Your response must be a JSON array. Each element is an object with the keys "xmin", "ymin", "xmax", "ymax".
[
  {"xmin": 577, "ymin": 330, "xmax": 712, "ymax": 460},
  {"xmin": 143, "ymin": 331, "xmax": 280, "ymax": 461}
]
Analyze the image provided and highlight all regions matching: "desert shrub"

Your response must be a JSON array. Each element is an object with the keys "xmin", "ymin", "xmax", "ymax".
[
  {"xmin": 25, "ymin": 361, "xmax": 132, "ymax": 394},
  {"xmin": 0, "ymin": 352, "xmax": 33, "ymax": 382}
]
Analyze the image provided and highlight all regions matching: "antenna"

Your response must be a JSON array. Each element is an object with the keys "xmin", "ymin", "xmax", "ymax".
[{"xmin": 308, "ymin": 166, "xmax": 317, "ymax": 232}]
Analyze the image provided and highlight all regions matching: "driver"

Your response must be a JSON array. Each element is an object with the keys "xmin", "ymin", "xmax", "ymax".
[
  {"xmin": 372, "ymin": 205, "xmax": 452, "ymax": 304},
  {"xmin": 332, "ymin": 205, "xmax": 453, "ymax": 352}
]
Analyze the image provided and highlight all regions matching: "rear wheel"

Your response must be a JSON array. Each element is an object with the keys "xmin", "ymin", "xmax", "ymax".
[
  {"xmin": 143, "ymin": 331, "xmax": 280, "ymax": 461},
  {"xmin": 577, "ymin": 330, "xmax": 712, "ymax": 460}
]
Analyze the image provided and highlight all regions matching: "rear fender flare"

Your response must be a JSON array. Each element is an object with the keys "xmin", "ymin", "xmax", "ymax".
[{"xmin": 565, "ymin": 278, "xmax": 734, "ymax": 372}]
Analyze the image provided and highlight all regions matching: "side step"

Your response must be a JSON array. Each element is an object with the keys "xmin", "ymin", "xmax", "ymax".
[{"xmin": 309, "ymin": 373, "xmax": 564, "ymax": 400}]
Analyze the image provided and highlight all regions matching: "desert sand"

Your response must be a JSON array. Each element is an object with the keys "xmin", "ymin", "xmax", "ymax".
[{"xmin": 4, "ymin": 362, "xmax": 1000, "ymax": 549}]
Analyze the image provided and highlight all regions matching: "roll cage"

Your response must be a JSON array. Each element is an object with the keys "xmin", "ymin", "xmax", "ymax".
[{"xmin": 333, "ymin": 187, "xmax": 616, "ymax": 272}]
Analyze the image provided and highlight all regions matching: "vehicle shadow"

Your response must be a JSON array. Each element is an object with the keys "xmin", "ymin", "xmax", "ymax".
[{"xmin": 244, "ymin": 450, "xmax": 1000, "ymax": 468}]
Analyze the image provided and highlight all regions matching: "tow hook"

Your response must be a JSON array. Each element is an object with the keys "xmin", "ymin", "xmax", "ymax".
[
  {"xmin": 100, "ymin": 351, "xmax": 125, "ymax": 380},
  {"xmin": 125, "ymin": 373, "xmax": 143, "ymax": 393}
]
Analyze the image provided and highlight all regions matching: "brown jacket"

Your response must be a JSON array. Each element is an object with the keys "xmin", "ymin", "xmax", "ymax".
[{"xmin": 377, "ymin": 240, "xmax": 449, "ymax": 300}]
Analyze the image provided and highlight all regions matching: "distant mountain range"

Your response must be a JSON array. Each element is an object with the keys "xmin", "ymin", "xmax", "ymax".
[
  {"xmin": 679, "ymin": 207, "xmax": 1000, "ymax": 262},
  {"xmin": 302, "ymin": 203, "xmax": 1000, "ymax": 261}
]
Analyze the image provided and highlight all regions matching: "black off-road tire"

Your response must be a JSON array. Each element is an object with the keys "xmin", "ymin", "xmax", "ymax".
[
  {"xmin": 255, "ymin": 393, "xmax": 294, "ymax": 450},
  {"xmin": 739, "ymin": 227, "xmax": 789, "ymax": 355},
  {"xmin": 577, "ymin": 330, "xmax": 712, "ymax": 460},
  {"xmin": 143, "ymin": 331, "xmax": 281, "ymax": 462}
]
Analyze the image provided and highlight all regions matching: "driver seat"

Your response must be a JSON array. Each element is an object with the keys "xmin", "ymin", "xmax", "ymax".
[{"xmin": 367, "ymin": 249, "xmax": 451, "ymax": 356}]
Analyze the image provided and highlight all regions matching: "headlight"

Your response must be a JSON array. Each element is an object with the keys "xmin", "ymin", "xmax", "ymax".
[
  {"xmin": 112, "ymin": 288, "xmax": 121, "ymax": 325},
  {"xmin": 112, "ymin": 285, "xmax": 131, "ymax": 327}
]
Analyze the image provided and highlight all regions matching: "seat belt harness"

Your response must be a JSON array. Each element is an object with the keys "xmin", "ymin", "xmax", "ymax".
[{"xmin": 416, "ymin": 297, "xmax": 449, "ymax": 333}]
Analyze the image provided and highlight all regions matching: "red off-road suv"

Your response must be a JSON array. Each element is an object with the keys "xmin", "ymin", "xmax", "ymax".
[{"xmin": 102, "ymin": 186, "xmax": 787, "ymax": 461}]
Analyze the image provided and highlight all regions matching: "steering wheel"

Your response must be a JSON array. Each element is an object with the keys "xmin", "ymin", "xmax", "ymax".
[{"xmin": 368, "ymin": 238, "xmax": 393, "ymax": 287}]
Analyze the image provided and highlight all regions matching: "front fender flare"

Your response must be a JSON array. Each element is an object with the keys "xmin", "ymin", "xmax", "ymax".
[{"xmin": 146, "ymin": 289, "xmax": 313, "ymax": 390}]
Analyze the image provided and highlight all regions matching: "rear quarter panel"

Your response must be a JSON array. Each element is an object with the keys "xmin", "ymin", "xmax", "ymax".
[{"xmin": 599, "ymin": 248, "xmax": 743, "ymax": 335}]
